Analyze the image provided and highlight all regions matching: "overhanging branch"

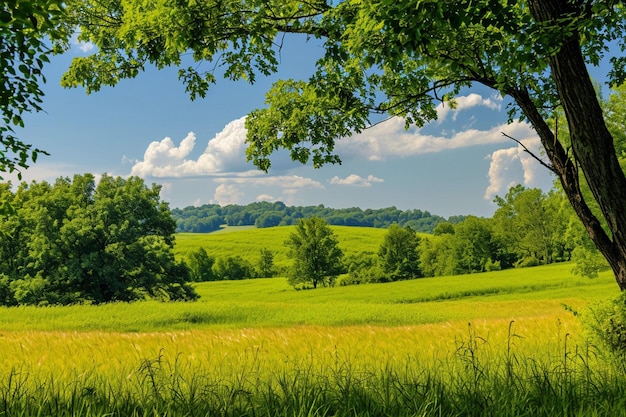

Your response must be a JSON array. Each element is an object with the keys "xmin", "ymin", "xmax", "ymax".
[{"xmin": 501, "ymin": 131, "xmax": 556, "ymax": 173}]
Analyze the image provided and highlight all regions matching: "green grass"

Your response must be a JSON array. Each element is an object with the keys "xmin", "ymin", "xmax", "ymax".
[
  {"xmin": 0, "ymin": 262, "xmax": 615, "ymax": 332},
  {"xmin": 1, "ymin": 226, "xmax": 624, "ymax": 416},
  {"xmin": 174, "ymin": 225, "xmax": 389, "ymax": 269}
]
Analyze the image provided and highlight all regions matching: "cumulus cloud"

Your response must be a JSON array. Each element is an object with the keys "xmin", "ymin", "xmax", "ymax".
[
  {"xmin": 330, "ymin": 174, "xmax": 384, "ymax": 187},
  {"xmin": 435, "ymin": 93, "xmax": 502, "ymax": 121},
  {"xmin": 131, "ymin": 117, "xmax": 250, "ymax": 178},
  {"xmin": 206, "ymin": 175, "xmax": 323, "ymax": 206},
  {"xmin": 256, "ymin": 194, "xmax": 276, "ymax": 202},
  {"xmin": 213, "ymin": 184, "xmax": 244, "ymax": 206},
  {"xmin": 340, "ymin": 117, "xmax": 536, "ymax": 161},
  {"xmin": 484, "ymin": 136, "xmax": 547, "ymax": 200},
  {"xmin": 70, "ymin": 32, "xmax": 95, "ymax": 53}
]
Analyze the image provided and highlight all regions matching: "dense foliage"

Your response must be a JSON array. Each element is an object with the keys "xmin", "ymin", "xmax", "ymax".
[
  {"xmin": 171, "ymin": 201, "xmax": 457, "ymax": 233},
  {"xmin": 0, "ymin": 0, "xmax": 69, "ymax": 181},
  {"xmin": 285, "ymin": 217, "xmax": 344, "ymax": 288},
  {"xmin": 0, "ymin": 174, "xmax": 197, "ymax": 305},
  {"xmin": 340, "ymin": 185, "xmax": 604, "ymax": 284},
  {"xmin": 378, "ymin": 224, "xmax": 422, "ymax": 280}
]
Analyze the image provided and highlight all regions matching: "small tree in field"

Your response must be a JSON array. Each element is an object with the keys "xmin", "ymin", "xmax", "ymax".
[
  {"xmin": 186, "ymin": 247, "xmax": 216, "ymax": 282},
  {"xmin": 378, "ymin": 224, "xmax": 422, "ymax": 280},
  {"xmin": 285, "ymin": 217, "xmax": 344, "ymax": 288},
  {"xmin": 257, "ymin": 248, "xmax": 276, "ymax": 278}
]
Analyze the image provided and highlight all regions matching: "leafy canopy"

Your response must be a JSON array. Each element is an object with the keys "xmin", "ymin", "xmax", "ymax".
[
  {"xmin": 285, "ymin": 217, "xmax": 344, "ymax": 288},
  {"xmin": 0, "ymin": 0, "xmax": 69, "ymax": 180},
  {"xmin": 0, "ymin": 174, "xmax": 197, "ymax": 305},
  {"xmin": 63, "ymin": 0, "xmax": 625, "ymax": 168}
]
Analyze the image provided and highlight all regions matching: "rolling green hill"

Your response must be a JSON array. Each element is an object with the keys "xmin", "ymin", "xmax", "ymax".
[{"xmin": 174, "ymin": 225, "xmax": 391, "ymax": 270}]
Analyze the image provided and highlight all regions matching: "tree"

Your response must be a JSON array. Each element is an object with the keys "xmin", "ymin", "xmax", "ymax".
[
  {"xmin": 0, "ymin": 0, "xmax": 68, "ymax": 181},
  {"xmin": 342, "ymin": 252, "xmax": 384, "ymax": 285},
  {"xmin": 453, "ymin": 216, "xmax": 500, "ymax": 274},
  {"xmin": 492, "ymin": 185, "xmax": 563, "ymax": 265},
  {"xmin": 64, "ymin": 0, "xmax": 626, "ymax": 290},
  {"xmin": 257, "ymin": 248, "xmax": 276, "ymax": 278},
  {"xmin": 186, "ymin": 247, "xmax": 216, "ymax": 282},
  {"xmin": 0, "ymin": 174, "xmax": 198, "ymax": 304},
  {"xmin": 419, "ymin": 235, "xmax": 458, "ymax": 277},
  {"xmin": 285, "ymin": 217, "xmax": 344, "ymax": 288},
  {"xmin": 378, "ymin": 224, "xmax": 421, "ymax": 280},
  {"xmin": 213, "ymin": 256, "xmax": 256, "ymax": 280}
]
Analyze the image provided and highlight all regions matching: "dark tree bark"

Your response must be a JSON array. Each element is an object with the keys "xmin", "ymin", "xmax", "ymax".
[{"xmin": 524, "ymin": 0, "xmax": 626, "ymax": 290}]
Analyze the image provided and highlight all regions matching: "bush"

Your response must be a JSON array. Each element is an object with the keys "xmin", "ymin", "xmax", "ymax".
[
  {"xmin": 0, "ymin": 274, "xmax": 15, "ymax": 306},
  {"xmin": 484, "ymin": 259, "xmax": 502, "ymax": 272},
  {"xmin": 571, "ymin": 246, "xmax": 610, "ymax": 278},
  {"xmin": 342, "ymin": 252, "xmax": 387, "ymax": 285},
  {"xmin": 214, "ymin": 256, "xmax": 257, "ymax": 280},
  {"xmin": 515, "ymin": 257, "xmax": 540, "ymax": 268},
  {"xmin": 583, "ymin": 292, "xmax": 626, "ymax": 357},
  {"xmin": 10, "ymin": 275, "xmax": 53, "ymax": 306}
]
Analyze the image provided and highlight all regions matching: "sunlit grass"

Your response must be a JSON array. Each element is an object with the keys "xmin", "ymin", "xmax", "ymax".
[
  {"xmin": 174, "ymin": 226, "xmax": 389, "ymax": 269},
  {"xmin": 0, "ymin": 257, "xmax": 623, "ymax": 415},
  {"xmin": 0, "ymin": 263, "xmax": 615, "ymax": 332},
  {"xmin": 1, "ymin": 317, "xmax": 624, "ymax": 416}
]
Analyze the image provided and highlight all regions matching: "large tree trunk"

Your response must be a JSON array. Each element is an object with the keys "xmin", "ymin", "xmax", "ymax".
[{"xmin": 521, "ymin": 0, "xmax": 626, "ymax": 290}]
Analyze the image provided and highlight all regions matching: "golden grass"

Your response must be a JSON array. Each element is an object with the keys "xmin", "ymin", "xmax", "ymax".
[{"xmin": 0, "ymin": 315, "xmax": 582, "ymax": 387}]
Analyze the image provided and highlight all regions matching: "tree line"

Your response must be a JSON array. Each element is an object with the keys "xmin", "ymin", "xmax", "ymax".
[{"xmin": 171, "ymin": 202, "xmax": 462, "ymax": 233}]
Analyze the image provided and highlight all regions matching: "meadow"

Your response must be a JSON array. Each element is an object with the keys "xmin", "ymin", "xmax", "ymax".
[
  {"xmin": 173, "ymin": 226, "xmax": 391, "ymax": 270},
  {"xmin": 0, "ymin": 227, "xmax": 625, "ymax": 416}
]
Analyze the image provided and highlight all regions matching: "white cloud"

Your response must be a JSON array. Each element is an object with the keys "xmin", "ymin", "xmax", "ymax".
[
  {"xmin": 330, "ymin": 174, "xmax": 384, "ymax": 187},
  {"xmin": 256, "ymin": 194, "xmax": 276, "ymax": 202},
  {"xmin": 4, "ymin": 162, "xmax": 78, "ymax": 186},
  {"xmin": 484, "ymin": 148, "xmax": 521, "ymax": 200},
  {"xmin": 70, "ymin": 32, "xmax": 95, "ymax": 53},
  {"xmin": 131, "ymin": 117, "xmax": 250, "ymax": 178},
  {"xmin": 213, "ymin": 184, "xmax": 244, "ymax": 206},
  {"xmin": 436, "ymin": 93, "xmax": 502, "ymax": 121},
  {"xmin": 207, "ymin": 175, "xmax": 324, "ymax": 206},
  {"xmin": 340, "ymin": 117, "xmax": 536, "ymax": 161},
  {"xmin": 215, "ymin": 175, "xmax": 324, "ymax": 190},
  {"xmin": 484, "ymin": 137, "xmax": 548, "ymax": 200}
]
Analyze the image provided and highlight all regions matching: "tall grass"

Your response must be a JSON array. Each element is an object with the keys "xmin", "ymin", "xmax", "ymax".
[
  {"xmin": 1, "ymin": 320, "xmax": 625, "ymax": 416},
  {"xmin": 0, "ymin": 258, "xmax": 622, "ymax": 415}
]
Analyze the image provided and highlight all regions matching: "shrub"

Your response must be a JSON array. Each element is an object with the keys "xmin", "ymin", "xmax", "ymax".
[
  {"xmin": 571, "ymin": 246, "xmax": 610, "ymax": 278},
  {"xmin": 583, "ymin": 292, "xmax": 626, "ymax": 357}
]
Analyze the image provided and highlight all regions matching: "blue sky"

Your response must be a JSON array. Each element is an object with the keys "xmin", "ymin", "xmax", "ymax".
[{"xmin": 9, "ymin": 34, "xmax": 559, "ymax": 218}]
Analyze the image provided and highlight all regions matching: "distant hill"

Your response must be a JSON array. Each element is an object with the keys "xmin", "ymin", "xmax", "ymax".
[
  {"xmin": 171, "ymin": 201, "xmax": 465, "ymax": 233},
  {"xmin": 174, "ymin": 225, "xmax": 392, "ymax": 271}
]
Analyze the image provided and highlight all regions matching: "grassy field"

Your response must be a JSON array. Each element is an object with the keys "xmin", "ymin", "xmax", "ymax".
[
  {"xmin": 0, "ymin": 263, "xmax": 614, "ymax": 331},
  {"xmin": 173, "ymin": 226, "xmax": 390, "ymax": 269},
  {"xmin": 0, "ymin": 229, "xmax": 624, "ymax": 415}
]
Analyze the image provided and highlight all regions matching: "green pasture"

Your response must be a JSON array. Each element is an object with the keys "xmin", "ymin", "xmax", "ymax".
[
  {"xmin": 173, "ymin": 225, "xmax": 390, "ymax": 268},
  {"xmin": 0, "ymin": 262, "xmax": 616, "ymax": 332},
  {"xmin": 0, "ymin": 254, "xmax": 623, "ymax": 416}
]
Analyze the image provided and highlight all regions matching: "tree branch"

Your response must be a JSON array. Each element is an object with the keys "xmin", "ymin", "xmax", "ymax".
[{"xmin": 501, "ymin": 131, "xmax": 556, "ymax": 173}]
